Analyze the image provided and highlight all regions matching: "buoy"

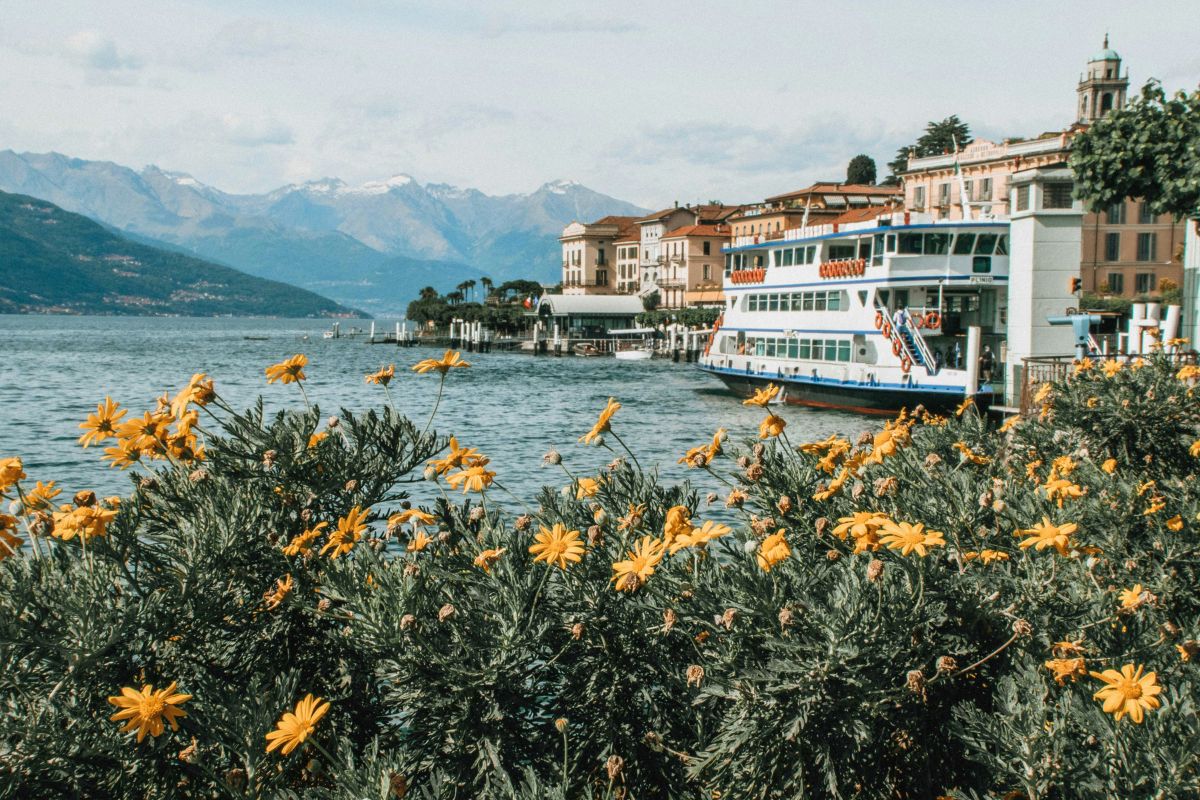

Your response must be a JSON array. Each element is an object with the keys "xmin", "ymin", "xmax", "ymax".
[
  {"xmin": 925, "ymin": 311, "xmax": 941, "ymax": 328},
  {"xmin": 892, "ymin": 339, "xmax": 903, "ymax": 356},
  {"xmin": 874, "ymin": 310, "xmax": 884, "ymax": 329},
  {"xmin": 900, "ymin": 355, "xmax": 912, "ymax": 373},
  {"xmin": 882, "ymin": 322, "xmax": 892, "ymax": 339}
]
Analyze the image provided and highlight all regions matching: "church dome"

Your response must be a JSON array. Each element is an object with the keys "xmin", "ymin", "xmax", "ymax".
[{"xmin": 1091, "ymin": 48, "xmax": 1120, "ymax": 61}]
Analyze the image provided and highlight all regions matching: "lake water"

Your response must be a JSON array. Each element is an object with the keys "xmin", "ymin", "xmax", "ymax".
[{"xmin": 0, "ymin": 316, "xmax": 871, "ymax": 502}]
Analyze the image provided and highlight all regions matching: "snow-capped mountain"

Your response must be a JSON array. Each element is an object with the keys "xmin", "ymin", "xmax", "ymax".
[{"xmin": 0, "ymin": 150, "xmax": 648, "ymax": 312}]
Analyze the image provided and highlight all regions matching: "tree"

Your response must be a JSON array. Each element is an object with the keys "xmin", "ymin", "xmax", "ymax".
[
  {"xmin": 642, "ymin": 290, "xmax": 661, "ymax": 312},
  {"xmin": 418, "ymin": 286, "xmax": 438, "ymax": 302},
  {"xmin": 1071, "ymin": 80, "xmax": 1200, "ymax": 218},
  {"xmin": 497, "ymin": 279, "xmax": 544, "ymax": 301},
  {"xmin": 846, "ymin": 154, "xmax": 877, "ymax": 185},
  {"xmin": 481, "ymin": 277, "xmax": 494, "ymax": 297},
  {"xmin": 464, "ymin": 279, "xmax": 477, "ymax": 303},
  {"xmin": 887, "ymin": 115, "xmax": 974, "ymax": 177}
]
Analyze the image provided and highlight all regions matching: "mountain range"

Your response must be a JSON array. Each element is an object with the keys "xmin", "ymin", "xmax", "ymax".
[
  {"xmin": 0, "ymin": 189, "xmax": 355, "ymax": 317},
  {"xmin": 0, "ymin": 151, "xmax": 647, "ymax": 314}
]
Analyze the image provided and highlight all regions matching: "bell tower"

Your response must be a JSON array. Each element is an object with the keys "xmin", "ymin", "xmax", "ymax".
[{"xmin": 1077, "ymin": 35, "xmax": 1129, "ymax": 122}]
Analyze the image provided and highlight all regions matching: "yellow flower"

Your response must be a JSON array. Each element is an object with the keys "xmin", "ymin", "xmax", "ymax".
[
  {"xmin": 1043, "ymin": 478, "xmax": 1084, "ymax": 507},
  {"xmin": 528, "ymin": 522, "xmax": 585, "ymax": 569},
  {"xmin": 308, "ymin": 431, "xmax": 327, "ymax": 448},
  {"xmin": 1033, "ymin": 382, "xmax": 1052, "ymax": 403},
  {"xmin": 265, "ymin": 354, "xmax": 308, "ymax": 384},
  {"xmin": 617, "ymin": 503, "xmax": 647, "ymax": 531},
  {"xmin": 0, "ymin": 514, "xmax": 22, "ymax": 561},
  {"xmin": 0, "ymin": 457, "xmax": 26, "ymax": 492},
  {"xmin": 1166, "ymin": 515, "xmax": 1183, "ymax": 532},
  {"xmin": 832, "ymin": 512, "xmax": 890, "ymax": 541},
  {"xmin": 743, "ymin": 383, "xmax": 780, "ymax": 407},
  {"xmin": 428, "ymin": 437, "xmax": 484, "ymax": 475},
  {"xmin": 663, "ymin": 505, "xmax": 693, "ymax": 544},
  {"xmin": 758, "ymin": 413, "xmax": 786, "ymax": 440},
  {"xmin": 412, "ymin": 349, "xmax": 470, "ymax": 375},
  {"xmin": 108, "ymin": 682, "xmax": 191, "ymax": 743},
  {"xmin": 1024, "ymin": 460, "xmax": 1042, "ymax": 480},
  {"xmin": 115, "ymin": 411, "xmax": 171, "ymax": 454},
  {"xmin": 388, "ymin": 508, "xmax": 436, "ymax": 530},
  {"xmin": 319, "ymin": 505, "xmax": 369, "ymax": 559},
  {"xmin": 1072, "ymin": 357, "xmax": 1094, "ymax": 375},
  {"xmin": 1143, "ymin": 495, "xmax": 1165, "ymax": 516},
  {"xmin": 407, "ymin": 530, "xmax": 432, "ymax": 552},
  {"xmin": 952, "ymin": 442, "xmax": 990, "ymax": 465},
  {"xmin": 1015, "ymin": 517, "xmax": 1078, "ymax": 556},
  {"xmin": 78, "ymin": 398, "xmax": 127, "ymax": 447},
  {"xmin": 878, "ymin": 521, "xmax": 945, "ymax": 557},
  {"xmin": 1090, "ymin": 665, "xmax": 1162, "ymax": 723},
  {"xmin": 1190, "ymin": 440, "xmax": 1200, "ymax": 458},
  {"xmin": 612, "ymin": 536, "xmax": 665, "ymax": 591},
  {"xmin": 170, "ymin": 373, "xmax": 215, "ymax": 419},
  {"xmin": 282, "ymin": 523, "xmax": 327, "ymax": 557},
  {"xmin": 998, "ymin": 415, "xmax": 1020, "ymax": 433},
  {"xmin": 264, "ymin": 575, "xmax": 293, "ymax": 610},
  {"xmin": 955, "ymin": 396, "xmax": 974, "ymax": 416},
  {"xmin": 102, "ymin": 439, "xmax": 143, "ymax": 470},
  {"xmin": 813, "ymin": 468, "xmax": 850, "ymax": 501},
  {"xmin": 756, "ymin": 529, "xmax": 791, "ymax": 572},
  {"xmin": 668, "ymin": 520, "xmax": 732, "ymax": 554},
  {"xmin": 365, "ymin": 364, "xmax": 395, "ymax": 386},
  {"xmin": 678, "ymin": 428, "xmax": 726, "ymax": 467},
  {"xmin": 51, "ymin": 504, "xmax": 117, "ymax": 542},
  {"xmin": 1101, "ymin": 458, "xmax": 1117, "ymax": 474},
  {"xmin": 445, "ymin": 461, "xmax": 497, "ymax": 493},
  {"xmin": 22, "ymin": 480, "xmax": 62, "ymax": 511},
  {"xmin": 575, "ymin": 477, "xmax": 600, "ymax": 499},
  {"xmin": 1118, "ymin": 584, "xmax": 1147, "ymax": 611},
  {"xmin": 1086, "ymin": 396, "xmax": 1098, "ymax": 409},
  {"xmin": 1177, "ymin": 364, "xmax": 1200, "ymax": 382},
  {"xmin": 1099, "ymin": 358, "xmax": 1122, "ymax": 377},
  {"xmin": 474, "ymin": 548, "xmax": 506, "ymax": 573},
  {"xmin": 579, "ymin": 397, "xmax": 620, "ymax": 444},
  {"xmin": 265, "ymin": 694, "xmax": 330, "ymax": 755},
  {"xmin": 1051, "ymin": 455, "xmax": 1077, "ymax": 477},
  {"xmin": 1045, "ymin": 657, "xmax": 1087, "ymax": 685},
  {"xmin": 963, "ymin": 549, "xmax": 1010, "ymax": 564}
]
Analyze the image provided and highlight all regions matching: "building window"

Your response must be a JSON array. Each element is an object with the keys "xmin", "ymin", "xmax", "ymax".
[
  {"xmin": 703, "ymin": 241, "xmax": 711, "ymax": 255},
  {"xmin": 1043, "ymin": 183, "xmax": 1074, "ymax": 209},
  {"xmin": 596, "ymin": 270, "xmax": 607, "ymax": 286},
  {"xmin": 912, "ymin": 186, "xmax": 926, "ymax": 210},
  {"xmin": 1138, "ymin": 203, "xmax": 1155, "ymax": 224},
  {"xmin": 1106, "ymin": 203, "xmax": 1126, "ymax": 224},
  {"xmin": 597, "ymin": 248, "xmax": 606, "ymax": 265},
  {"xmin": 1014, "ymin": 185, "xmax": 1030, "ymax": 212},
  {"xmin": 1107, "ymin": 273, "xmax": 1124, "ymax": 294},
  {"xmin": 1135, "ymin": 273, "xmax": 1155, "ymax": 294},
  {"xmin": 1104, "ymin": 232, "xmax": 1120, "ymax": 262},
  {"xmin": 1136, "ymin": 232, "xmax": 1157, "ymax": 262},
  {"xmin": 703, "ymin": 264, "xmax": 711, "ymax": 281},
  {"xmin": 937, "ymin": 183, "xmax": 950, "ymax": 207},
  {"xmin": 980, "ymin": 177, "xmax": 992, "ymax": 201}
]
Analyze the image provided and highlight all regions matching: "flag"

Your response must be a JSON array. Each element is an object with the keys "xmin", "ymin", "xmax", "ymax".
[{"xmin": 523, "ymin": 296, "xmax": 532, "ymax": 309}]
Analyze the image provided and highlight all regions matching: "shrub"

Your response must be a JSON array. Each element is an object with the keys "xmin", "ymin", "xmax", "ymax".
[{"xmin": 2, "ymin": 349, "xmax": 1199, "ymax": 799}]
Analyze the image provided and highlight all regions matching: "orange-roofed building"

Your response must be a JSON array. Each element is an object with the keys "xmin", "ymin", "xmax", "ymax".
[
  {"xmin": 728, "ymin": 183, "xmax": 901, "ymax": 245},
  {"xmin": 657, "ymin": 224, "xmax": 731, "ymax": 309},
  {"xmin": 560, "ymin": 215, "xmax": 639, "ymax": 296}
]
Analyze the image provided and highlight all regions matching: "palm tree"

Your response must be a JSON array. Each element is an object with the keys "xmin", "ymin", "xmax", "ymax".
[
  {"xmin": 419, "ymin": 286, "xmax": 438, "ymax": 302},
  {"xmin": 446, "ymin": 290, "xmax": 464, "ymax": 305},
  {"xmin": 464, "ymin": 279, "xmax": 477, "ymax": 303},
  {"xmin": 455, "ymin": 282, "xmax": 469, "ymax": 302},
  {"xmin": 481, "ymin": 277, "xmax": 493, "ymax": 298}
]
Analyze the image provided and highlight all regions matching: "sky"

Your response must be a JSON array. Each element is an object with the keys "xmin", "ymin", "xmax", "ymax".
[{"xmin": 2, "ymin": 0, "xmax": 1199, "ymax": 207}]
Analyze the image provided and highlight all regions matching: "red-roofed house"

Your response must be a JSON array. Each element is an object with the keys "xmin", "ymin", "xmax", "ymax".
[
  {"xmin": 729, "ymin": 183, "xmax": 901, "ymax": 243},
  {"xmin": 657, "ymin": 224, "xmax": 731, "ymax": 309},
  {"xmin": 560, "ymin": 215, "xmax": 639, "ymax": 296}
]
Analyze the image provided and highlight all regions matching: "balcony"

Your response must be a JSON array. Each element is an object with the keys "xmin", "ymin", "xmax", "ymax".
[{"xmin": 563, "ymin": 278, "xmax": 610, "ymax": 288}]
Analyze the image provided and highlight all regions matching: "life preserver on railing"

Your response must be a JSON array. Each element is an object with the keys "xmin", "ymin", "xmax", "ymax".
[
  {"xmin": 913, "ymin": 315, "xmax": 925, "ymax": 329},
  {"xmin": 900, "ymin": 355, "xmax": 912, "ymax": 373},
  {"xmin": 925, "ymin": 311, "xmax": 941, "ymax": 328},
  {"xmin": 881, "ymin": 322, "xmax": 892, "ymax": 339},
  {"xmin": 874, "ymin": 310, "xmax": 884, "ymax": 329},
  {"xmin": 892, "ymin": 339, "xmax": 903, "ymax": 357}
]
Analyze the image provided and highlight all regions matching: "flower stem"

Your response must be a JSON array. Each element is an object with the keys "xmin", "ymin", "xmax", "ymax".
[
  {"xmin": 608, "ymin": 429, "xmax": 642, "ymax": 473},
  {"xmin": 421, "ymin": 376, "xmax": 446, "ymax": 437}
]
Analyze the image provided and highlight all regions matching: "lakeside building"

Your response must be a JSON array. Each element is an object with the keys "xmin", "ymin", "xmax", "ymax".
[
  {"xmin": 560, "ymin": 215, "xmax": 639, "ymax": 296},
  {"xmin": 613, "ymin": 229, "xmax": 641, "ymax": 295},
  {"xmin": 533, "ymin": 294, "xmax": 644, "ymax": 339},
  {"xmin": 656, "ymin": 224, "xmax": 731, "ymax": 309},
  {"xmin": 728, "ymin": 183, "xmax": 901, "ymax": 242},
  {"xmin": 900, "ymin": 40, "xmax": 1186, "ymax": 298}
]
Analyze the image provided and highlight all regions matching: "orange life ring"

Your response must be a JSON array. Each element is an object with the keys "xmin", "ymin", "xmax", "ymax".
[
  {"xmin": 900, "ymin": 355, "xmax": 912, "ymax": 373},
  {"xmin": 925, "ymin": 311, "xmax": 941, "ymax": 328},
  {"xmin": 819, "ymin": 264, "xmax": 827, "ymax": 278},
  {"xmin": 892, "ymin": 340, "xmax": 903, "ymax": 357},
  {"xmin": 881, "ymin": 322, "xmax": 892, "ymax": 339},
  {"xmin": 874, "ymin": 310, "xmax": 884, "ymax": 329},
  {"xmin": 913, "ymin": 315, "xmax": 925, "ymax": 329},
  {"xmin": 857, "ymin": 259, "xmax": 865, "ymax": 275}
]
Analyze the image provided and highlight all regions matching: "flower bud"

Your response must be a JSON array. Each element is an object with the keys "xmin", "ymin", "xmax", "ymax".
[
  {"xmin": 924, "ymin": 453, "xmax": 942, "ymax": 469},
  {"xmin": 686, "ymin": 664, "xmax": 704, "ymax": 687},
  {"xmin": 400, "ymin": 614, "xmax": 416, "ymax": 630},
  {"xmin": 662, "ymin": 608, "xmax": 677, "ymax": 634},
  {"xmin": 515, "ymin": 514, "xmax": 532, "ymax": 532},
  {"xmin": 605, "ymin": 755, "xmax": 624, "ymax": 781},
  {"xmin": 554, "ymin": 718, "xmax": 568, "ymax": 733},
  {"xmin": 438, "ymin": 603, "xmax": 456, "ymax": 622},
  {"xmin": 856, "ymin": 430, "xmax": 874, "ymax": 446},
  {"xmin": 317, "ymin": 598, "xmax": 332, "ymax": 612},
  {"xmin": 776, "ymin": 495, "xmax": 792, "ymax": 515},
  {"xmin": 826, "ymin": 549, "xmax": 840, "ymax": 561},
  {"xmin": 778, "ymin": 607, "xmax": 794, "ymax": 628},
  {"xmin": 423, "ymin": 466, "xmax": 438, "ymax": 482},
  {"xmin": 403, "ymin": 563, "xmax": 419, "ymax": 578},
  {"xmin": 327, "ymin": 416, "xmax": 340, "ymax": 428},
  {"xmin": 906, "ymin": 669, "xmax": 926, "ymax": 696},
  {"xmin": 469, "ymin": 506, "xmax": 485, "ymax": 523},
  {"xmin": 705, "ymin": 492, "xmax": 718, "ymax": 505},
  {"xmin": 743, "ymin": 539, "xmax": 759, "ymax": 554},
  {"xmin": 1012, "ymin": 619, "xmax": 1032, "ymax": 637},
  {"xmin": 389, "ymin": 774, "xmax": 408, "ymax": 798},
  {"xmin": 720, "ymin": 608, "xmax": 737, "ymax": 630},
  {"xmin": 73, "ymin": 490, "xmax": 96, "ymax": 508},
  {"xmin": 587, "ymin": 525, "xmax": 603, "ymax": 547},
  {"xmin": 542, "ymin": 449, "xmax": 562, "ymax": 466},
  {"xmin": 570, "ymin": 622, "xmax": 584, "ymax": 640},
  {"xmin": 936, "ymin": 656, "xmax": 957, "ymax": 674},
  {"xmin": 590, "ymin": 434, "xmax": 605, "ymax": 448},
  {"xmin": 867, "ymin": 559, "xmax": 884, "ymax": 582},
  {"xmin": 225, "ymin": 768, "xmax": 247, "ymax": 790},
  {"xmin": 745, "ymin": 464, "xmax": 763, "ymax": 482}
]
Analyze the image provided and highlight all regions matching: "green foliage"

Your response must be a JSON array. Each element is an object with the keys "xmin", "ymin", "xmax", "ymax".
[
  {"xmin": 4, "ymin": 352, "xmax": 1200, "ymax": 798},
  {"xmin": 0, "ymin": 190, "xmax": 357, "ymax": 317},
  {"xmin": 846, "ymin": 154, "xmax": 877, "ymax": 185},
  {"xmin": 1071, "ymin": 81, "xmax": 1200, "ymax": 218},
  {"xmin": 888, "ymin": 115, "xmax": 974, "ymax": 177},
  {"xmin": 642, "ymin": 291, "xmax": 661, "ymax": 312},
  {"xmin": 636, "ymin": 308, "xmax": 721, "ymax": 328}
]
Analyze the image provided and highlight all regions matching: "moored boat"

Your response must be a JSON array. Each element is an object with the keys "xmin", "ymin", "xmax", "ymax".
[{"xmin": 700, "ymin": 210, "xmax": 1007, "ymax": 414}]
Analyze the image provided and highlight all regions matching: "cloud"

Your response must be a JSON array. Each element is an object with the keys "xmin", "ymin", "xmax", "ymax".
[
  {"xmin": 211, "ymin": 18, "xmax": 296, "ymax": 58},
  {"xmin": 218, "ymin": 114, "xmax": 294, "ymax": 146},
  {"xmin": 479, "ymin": 15, "xmax": 640, "ymax": 37},
  {"xmin": 65, "ymin": 31, "xmax": 140, "ymax": 72}
]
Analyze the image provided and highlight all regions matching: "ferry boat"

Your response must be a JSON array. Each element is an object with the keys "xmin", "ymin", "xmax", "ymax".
[{"xmin": 700, "ymin": 210, "xmax": 1008, "ymax": 414}]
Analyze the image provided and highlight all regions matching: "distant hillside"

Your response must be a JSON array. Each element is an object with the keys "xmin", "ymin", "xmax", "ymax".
[
  {"xmin": 0, "ymin": 151, "xmax": 649, "ymax": 310},
  {"xmin": 0, "ymin": 190, "xmax": 359, "ymax": 317}
]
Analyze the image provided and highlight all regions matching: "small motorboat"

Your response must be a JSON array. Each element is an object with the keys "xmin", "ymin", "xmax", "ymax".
[
  {"xmin": 572, "ymin": 342, "xmax": 604, "ymax": 357},
  {"xmin": 614, "ymin": 344, "xmax": 653, "ymax": 361},
  {"xmin": 610, "ymin": 327, "xmax": 660, "ymax": 361}
]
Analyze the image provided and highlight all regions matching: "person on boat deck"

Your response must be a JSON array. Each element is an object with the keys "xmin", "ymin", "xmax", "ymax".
[
  {"xmin": 952, "ymin": 340, "xmax": 963, "ymax": 369},
  {"xmin": 892, "ymin": 307, "xmax": 907, "ymax": 330},
  {"xmin": 934, "ymin": 348, "xmax": 945, "ymax": 369},
  {"xmin": 979, "ymin": 346, "xmax": 995, "ymax": 383}
]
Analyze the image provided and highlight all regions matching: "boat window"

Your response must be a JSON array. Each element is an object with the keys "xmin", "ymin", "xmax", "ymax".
[
  {"xmin": 897, "ymin": 233, "xmax": 923, "ymax": 254},
  {"xmin": 746, "ymin": 295, "xmax": 757, "ymax": 311},
  {"xmin": 798, "ymin": 340, "xmax": 811, "ymax": 359},
  {"xmin": 995, "ymin": 235, "xmax": 1008, "ymax": 256},
  {"xmin": 953, "ymin": 233, "xmax": 976, "ymax": 255},
  {"xmin": 824, "ymin": 341, "xmax": 838, "ymax": 361},
  {"xmin": 828, "ymin": 243, "xmax": 856, "ymax": 260},
  {"xmin": 827, "ymin": 292, "xmax": 841, "ymax": 311},
  {"xmin": 805, "ymin": 246, "xmax": 817, "ymax": 264},
  {"xmin": 814, "ymin": 293, "xmax": 827, "ymax": 311},
  {"xmin": 768, "ymin": 294, "xmax": 780, "ymax": 312},
  {"xmin": 973, "ymin": 256, "xmax": 992, "ymax": 274},
  {"xmin": 765, "ymin": 340, "xmax": 777, "ymax": 358},
  {"xmin": 878, "ymin": 289, "xmax": 890, "ymax": 306},
  {"xmin": 885, "ymin": 234, "xmax": 896, "ymax": 252},
  {"xmin": 781, "ymin": 248, "xmax": 794, "ymax": 266},
  {"xmin": 974, "ymin": 234, "xmax": 998, "ymax": 255},
  {"xmin": 923, "ymin": 233, "xmax": 951, "ymax": 255},
  {"xmin": 787, "ymin": 340, "xmax": 799, "ymax": 359},
  {"xmin": 872, "ymin": 234, "xmax": 885, "ymax": 265},
  {"xmin": 802, "ymin": 294, "xmax": 814, "ymax": 311},
  {"xmin": 857, "ymin": 290, "xmax": 868, "ymax": 306},
  {"xmin": 858, "ymin": 239, "xmax": 872, "ymax": 260},
  {"xmin": 790, "ymin": 293, "xmax": 804, "ymax": 311},
  {"xmin": 724, "ymin": 254, "xmax": 732, "ymax": 272},
  {"xmin": 838, "ymin": 341, "xmax": 852, "ymax": 362},
  {"xmin": 894, "ymin": 289, "xmax": 909, "ymax": 308},
  {"xmin": 753, "ymin": 254, "xmax": 764, "ymax": 268}
]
